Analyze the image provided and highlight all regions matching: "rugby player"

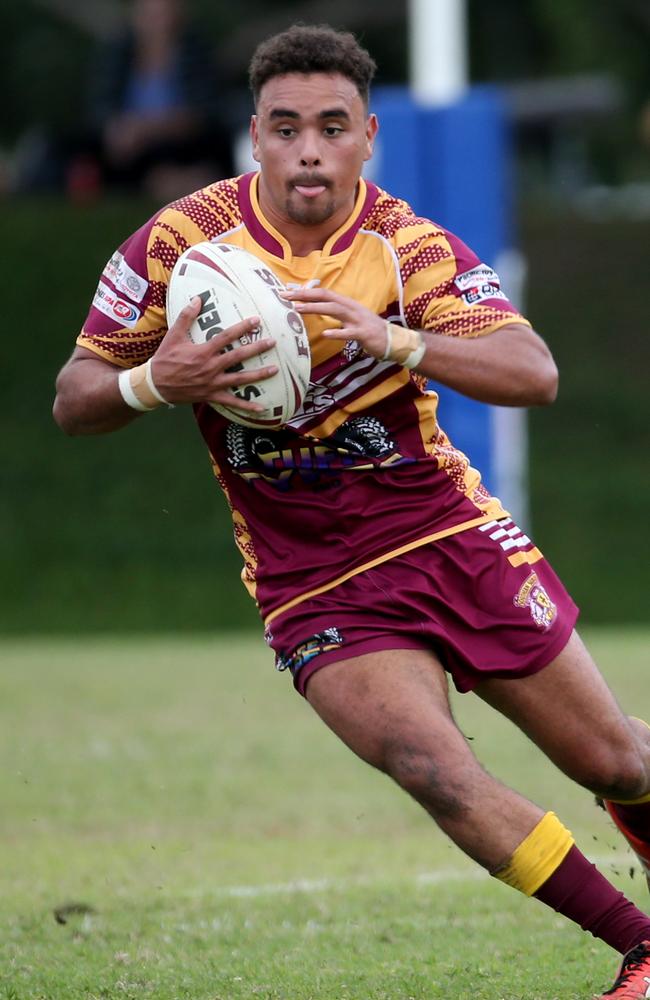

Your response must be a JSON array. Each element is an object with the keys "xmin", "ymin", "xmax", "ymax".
[{"xmin": 53, "ymin": 24, "xmax": 650, "ymax": 998}]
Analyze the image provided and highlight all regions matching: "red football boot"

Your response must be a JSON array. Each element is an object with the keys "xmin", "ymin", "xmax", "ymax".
[
  {"xmin": 598, "ymin": 941, "xmax": 650, "ymax": 998},
  {"xmin": 604, "ymin": 800, "xmax": 650, "ymax": 891}
]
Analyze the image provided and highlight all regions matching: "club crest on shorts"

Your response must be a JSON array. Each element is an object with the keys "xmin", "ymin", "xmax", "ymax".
[{"xmin": 513, "ymin": 573, "xmax": 557, "ymax": 629}]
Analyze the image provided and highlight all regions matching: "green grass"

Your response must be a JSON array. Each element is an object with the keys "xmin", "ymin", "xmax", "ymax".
[{"xmin": 2, "ymin": 629, "xmax": 649, "ymax": 998}]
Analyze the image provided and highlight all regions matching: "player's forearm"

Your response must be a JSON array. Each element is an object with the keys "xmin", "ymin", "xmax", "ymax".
[
  {"xmin": 53, "ymin": 358, "xmax": 141, "ymax": 436},
  {"xmin": 415, "ymin": 324, "xmax": 558, "ymax": 407},
  {"xmin": 286, "ymin": 289, "xmax": 558, "ymax": 408}
]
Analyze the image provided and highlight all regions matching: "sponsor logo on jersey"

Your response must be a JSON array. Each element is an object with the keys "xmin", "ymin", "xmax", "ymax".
[
  {"xmin": 461, "ymin": 285, "xmax": 508, "ymax": 306},
  {"xmin": 454, "ymin": 265, "xmax": 501, "ymax": 292},
  {"xmin": 92, "ymin": 280, "xmax": 142, "ymax": 327},
  {"xmin": 343, "ymin": 339, "xmax": 363, "ymax": 362},
  {"xmin": 454, "ymin": 264, "xmax": 508, "ymax": 307},
  {"xmin": 102, "ymin": 251, "xmax": 149, "ymax": 303},
  {"xmin": 514, "ymin": 572, "xmax": 557, "ymax": 629},
  {"xmin": 225, "ymin": 415, "xmax": 406, "ymax": 489}
]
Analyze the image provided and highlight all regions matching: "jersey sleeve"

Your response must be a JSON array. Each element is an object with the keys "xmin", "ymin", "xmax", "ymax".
[
  {"xmin": 397, "ymin": 218, "xmax": 530, "ymax": 338},
  {"xmin": 76, "ymin": 212, "xmax": 186, "ymax": 368}
]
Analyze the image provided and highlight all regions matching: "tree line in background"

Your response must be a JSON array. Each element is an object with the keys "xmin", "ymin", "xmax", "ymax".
[{"xmin": 3, "ymin": 0, "xmax": 650, "ymax": 190}]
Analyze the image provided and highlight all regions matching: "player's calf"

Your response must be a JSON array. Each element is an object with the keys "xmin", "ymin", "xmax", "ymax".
[
  {"xmin": 603, "ymin": 796, "xmax": 650, "ymax": 892},
  {"xmin": 601, "ymin": 719, "xmax": 650, "ymax": 893}
]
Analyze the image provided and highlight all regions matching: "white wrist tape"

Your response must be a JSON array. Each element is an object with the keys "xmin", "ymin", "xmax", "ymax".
[
  {"xmin": 382, "ymin": 322, "xmax": 426, "ymax": 370},
  {"xmin": 118, "ymin": 367, "xmax": 152, "ymax": 411},
  {"xmin": 144, "ymin": 358, "xmax": 170, "ymax": 406},
  {"xmin": 118, "ymin": 359, "xmax": 172, "ymax": 412}
]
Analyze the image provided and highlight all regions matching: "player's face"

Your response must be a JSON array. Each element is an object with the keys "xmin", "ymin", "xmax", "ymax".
[{"xmin": 251, "ymin": 73, "xmax": 377, "ymax": 231}]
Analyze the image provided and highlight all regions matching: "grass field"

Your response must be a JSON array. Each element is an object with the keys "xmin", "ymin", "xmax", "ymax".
[{"xmin": 2, "ymin": 629, "xmax": 649, "ymax": 999}]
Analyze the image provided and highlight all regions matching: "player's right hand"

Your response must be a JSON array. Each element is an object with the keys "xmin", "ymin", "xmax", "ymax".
[{"xmin": 150, "ymin": 296, "xmax": 278, "ymax": 410}]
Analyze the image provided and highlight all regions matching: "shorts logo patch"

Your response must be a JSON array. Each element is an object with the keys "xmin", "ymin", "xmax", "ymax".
[
  {"xmin": 514, "ymin": 573, "xmax": 557, "ymax": 629},
  {"xmin": 275, "ymin": 627, "xmax": 344, "ymax": 674}
]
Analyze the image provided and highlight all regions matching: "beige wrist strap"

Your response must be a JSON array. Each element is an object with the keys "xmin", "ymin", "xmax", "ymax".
[
  {"xmin": 118, "ymin": 359, "xmax": 172, "ymax": 412},
  {"xmin": 382, "ymin": 322, "xmax": 426, "ymax": 370}
]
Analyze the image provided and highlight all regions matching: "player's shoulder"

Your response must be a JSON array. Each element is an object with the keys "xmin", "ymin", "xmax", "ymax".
[
  {"xmin": 361, "ymin": 184, "xmax": 460, "ymax": 284},
  {"xmin": 363, "ymin": 184, "xmax": 446, "ymax": 249},
  {"xmin": 120, "ymin": 175, "xmax": 242, "ymax": 275},
  {"xmin": 106, "ymin": 176, "xmax": 244, "ymax": 291},
  {"xmin": 151, "ymin": 176, "xmax": 242, "ymax": 243}
]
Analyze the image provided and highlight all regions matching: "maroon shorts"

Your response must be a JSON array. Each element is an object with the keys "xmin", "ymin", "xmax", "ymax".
[{"xmin": 264, "ymin": 518, "xmax": 579, "ymax": 697}]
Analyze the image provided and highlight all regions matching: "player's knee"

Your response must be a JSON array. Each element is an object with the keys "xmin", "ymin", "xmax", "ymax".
[
  {"xmin": 383, "ymin": 744, "xmax": 469, "ymax": 820},
  {"xmin": 573, "ymin": 746, "xmax": 648, "ymax": 800}
]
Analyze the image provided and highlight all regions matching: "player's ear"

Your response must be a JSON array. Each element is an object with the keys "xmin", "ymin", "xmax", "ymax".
[
  {"xmin": 250, "ymin": 115, "xmax": 261, "ymax": 163},
  {"xmin": 364, "ymin": 114, "xmax": 378, "ymax": 162}
]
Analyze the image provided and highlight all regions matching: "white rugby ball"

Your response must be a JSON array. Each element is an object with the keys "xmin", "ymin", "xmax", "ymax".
[{"xmin": 166, "ymin": 241, "xmax": 311, "ymax": 428}]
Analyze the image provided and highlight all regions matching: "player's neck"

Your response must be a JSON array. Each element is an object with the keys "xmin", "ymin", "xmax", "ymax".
[
  {"xmin": 282, "ymin": 225, "xmax": 337, "ymax": 257},
  {"xmin": 257, "ymin": 187, "xmax": 358, "ymax": 257}
]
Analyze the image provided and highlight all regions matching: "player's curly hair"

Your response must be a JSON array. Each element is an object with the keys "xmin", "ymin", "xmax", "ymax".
[{"xmin": 249, "ymin": 24, "xmax": 377, "ymax": 107}]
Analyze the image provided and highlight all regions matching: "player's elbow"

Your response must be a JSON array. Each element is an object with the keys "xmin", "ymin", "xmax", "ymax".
[
  {"xmin": 517, "ymin": 340, "xmax": 558, "ymax": 407},
  {"xmin": 52, "ymin": 391, "xmax": 81, "ymax": 436},
  {"xmin": 52, "ymin": 369, "xmax": 90, "ymax": 436},
  {"xmin": 531, "ymin": 356, "xmax": 559, "ymax": 406},
  {"xmin": 510, "ymin": 326, "xmax": 558, "ymax": 406}
]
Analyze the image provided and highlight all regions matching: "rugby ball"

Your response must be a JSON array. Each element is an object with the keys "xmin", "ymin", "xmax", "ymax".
[{"xmin": 166, "ymin": 241, "xmax": 311, "ymax": 428}]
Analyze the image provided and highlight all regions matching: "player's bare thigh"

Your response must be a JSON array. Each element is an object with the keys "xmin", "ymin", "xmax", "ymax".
[
  {"xmin": 304, "ymin": 647, "xmax": 546, "ymax": 866},
  {"xmin": 305, "ymin": 646, "xmax": 453, "ymax": 769},
  {"xmin": 474, "ymin": 629, "xmax": 650, "ymax": 797}
]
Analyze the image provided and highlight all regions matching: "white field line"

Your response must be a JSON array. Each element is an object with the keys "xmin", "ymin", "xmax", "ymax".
[{"xmin": 186, "ymin": 852, "xmax": 637, "ymax": 901}]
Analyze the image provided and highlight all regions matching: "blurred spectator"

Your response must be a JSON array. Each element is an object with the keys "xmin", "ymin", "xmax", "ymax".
[
  {"xmin": 69, "ymin": 0, "xmax": 234, "ymax": 200},
  {"xmin": 640, "ymin": 99, "xmax": 650, "ymax": 151}
]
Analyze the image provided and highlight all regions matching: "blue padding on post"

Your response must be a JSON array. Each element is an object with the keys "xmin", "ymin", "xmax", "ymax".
[
  {"xmin": 370, "ymin": 84, "xmax": 513, "ymax": 493},
  {"xmin": 418, "ymin": 86, "xmax": 512, "ymax": 266},
  {"xmin": 371, "ymin": 85, "xmax": 511, "ymax": 267},
  {"xmin": 368, "ymin": 87, "xmax": 422, "ymax": 208},
  {"xmin": 432, "ymin": 384, "xmax": 494, "ymax": 494}
]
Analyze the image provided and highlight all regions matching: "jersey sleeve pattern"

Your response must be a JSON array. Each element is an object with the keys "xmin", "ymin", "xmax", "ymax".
[
  {"xmin": 365, "ymin": 190, "xmax": 529, "ymax": 338},
  {"xmin": 76, "ymin": 179, "xmax": 242, "ymax": 367}
]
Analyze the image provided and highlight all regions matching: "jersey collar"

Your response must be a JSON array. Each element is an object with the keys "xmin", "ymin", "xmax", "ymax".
[{"xmin": 237, "ymin": 172, "xmax": 379, "ymax": 262}]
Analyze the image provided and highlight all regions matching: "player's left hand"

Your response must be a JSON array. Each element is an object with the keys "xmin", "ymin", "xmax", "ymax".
[{"xmin": 281, "ymin": 286, "xmax": 388, "ymax": 359}]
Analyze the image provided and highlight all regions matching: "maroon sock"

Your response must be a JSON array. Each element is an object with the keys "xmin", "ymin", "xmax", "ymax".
[
  {"xmin": 533, "ymin": 845, "xmax": 650, "ymax": 954},
  {"xmin": 609, "ymin": 800, "xmax": 650, "ymax": 841}
]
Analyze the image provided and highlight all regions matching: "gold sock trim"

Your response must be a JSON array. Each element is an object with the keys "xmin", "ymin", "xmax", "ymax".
[{"xmin": 494, "ymin": 812, "xmax": 575, "ymax": 896}]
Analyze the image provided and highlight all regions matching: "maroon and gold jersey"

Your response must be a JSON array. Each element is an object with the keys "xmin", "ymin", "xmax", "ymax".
[{"xmin": 78, "ymin": 173, "xmax": 529, "ymax": 623}]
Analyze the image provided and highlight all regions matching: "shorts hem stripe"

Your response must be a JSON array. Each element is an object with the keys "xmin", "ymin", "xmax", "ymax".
[{"xmin": 264, "ymin": 513, "xmax": 507, "ymax": 627}]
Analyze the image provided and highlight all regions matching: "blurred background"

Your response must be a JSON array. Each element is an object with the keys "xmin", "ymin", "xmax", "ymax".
[{"xmin": 2, "ymin": 0, "xmax": 649, "ymax": 634}]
